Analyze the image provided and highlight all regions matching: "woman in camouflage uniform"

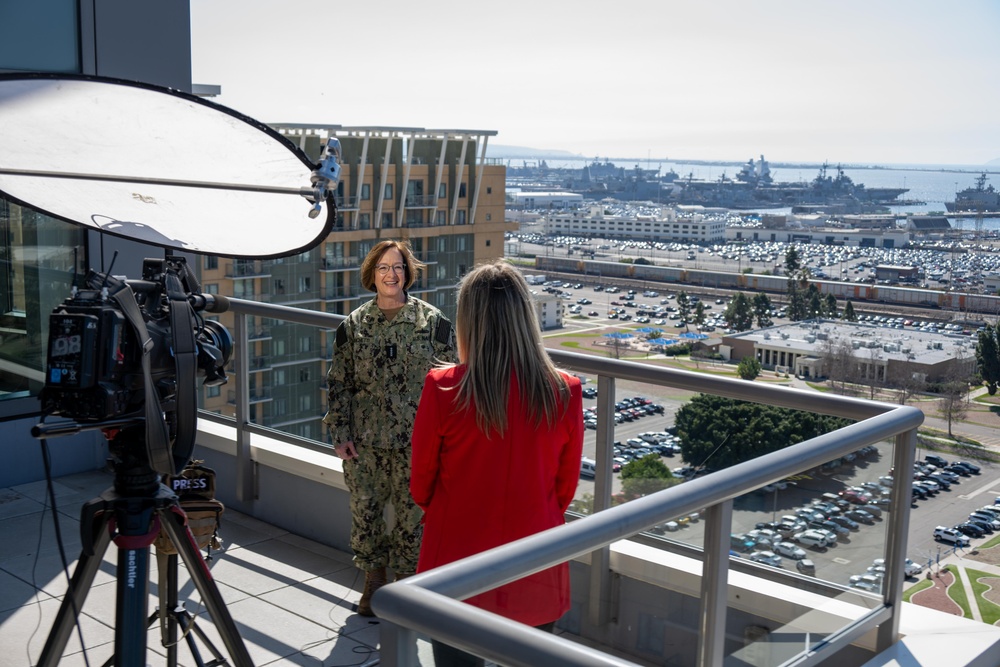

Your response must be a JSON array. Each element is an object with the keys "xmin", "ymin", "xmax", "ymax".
[{"xmin": 324, "ymin": 240, "xmax": 456, "ymax": 616}]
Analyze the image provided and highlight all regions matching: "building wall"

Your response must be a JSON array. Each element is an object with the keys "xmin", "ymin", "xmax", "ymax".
[
  {"xmin": 0, "ymin": 1, "xmax": 196, "ymax": 486},
  {"xmin": 198, "ymin": 127, "xmax": 515, "ymax": 439}
]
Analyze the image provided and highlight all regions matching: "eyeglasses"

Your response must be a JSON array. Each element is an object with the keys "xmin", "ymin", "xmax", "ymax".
[{"xmin": 376, "ymin": 263, "xmax": 406, "ymax": 275}]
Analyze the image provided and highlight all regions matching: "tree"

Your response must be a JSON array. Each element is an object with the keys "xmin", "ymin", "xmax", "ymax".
[
  {"xmin": 724, "ymin": 292, "xmax": 755, "ymax": 331},
  {"xmin": 843, "ymin": 301, "xmax": 857, "ymax": 322},
  {"xmin": 619, "ymin": 455, "xmax": 679, "ymax": 500},
  {"xmin": 737, "ymin": 356, "xmax": 762, "ymax": 381},
  {"xmin": 786, "ymin": 280, "xmax": 808, "ymax": 321},
  {"xmin": 976, "ymin": 324, "xmax": 1000, "ymax": 395},
  {"xmin": 887, "ymin": 364, "xmax": 926, "ymax": 405},
  {"xmin": 674, "ymin": 395, "xmax": 852, "ymax": 471},
  {"xmin": 694, "ymin": 301, "xmax": 707, "ymax": 328},
  {"xmin": 938, "ymin": 380, "xmax": 968, "ymax": 438},
  {"xmin": 938, "ymin": 352, "xmax": 973, "ymax": 437},
  {"xmin": 676, "ymin": 291, "xmax": 691, "ymax": 331},
  {"xmin": 752, "ymin": 293, "xmax": 773, "ymax": 328},
  {"xmin": 784, "ymin": 246, "xmax": 801, "ymax": 275},
  {"xmin": 824, "ymin": 293, "xmax": 838, "ymax": 318},
  {"xmin": 820, "ymin": 338, "xmax": 860, "ymax": 395},
  {"xmin": 807, "ymin": 284, "xmax": 823, "ymax": 319}
]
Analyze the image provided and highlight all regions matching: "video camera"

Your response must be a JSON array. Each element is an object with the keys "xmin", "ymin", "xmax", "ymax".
[{"xmin": 39, "ymin": 255, "xmax": 233, "ymax": 475}]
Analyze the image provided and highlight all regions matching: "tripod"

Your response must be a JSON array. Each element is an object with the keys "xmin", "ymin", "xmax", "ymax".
[{"xmin": 36, "ymin": 447, "xmax": 253, "ymax": 667}]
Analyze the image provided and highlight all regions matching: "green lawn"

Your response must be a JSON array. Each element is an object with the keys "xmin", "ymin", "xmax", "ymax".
[
  {"xmin": 945, "ymin": 566, "xmax": 974, "ymax": 619},
  {"xmin": 902, "ymin": 577, "xmax": 933, "ymax": 602},
  {"xmin": 967, "ymin": 567, "xmax": 1000, "ymax": 625}
]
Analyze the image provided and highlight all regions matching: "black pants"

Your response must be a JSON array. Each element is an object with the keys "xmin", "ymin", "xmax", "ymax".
[{"xmin": 431, "ymin": 622, "xmax": 556, "ymax": 667}]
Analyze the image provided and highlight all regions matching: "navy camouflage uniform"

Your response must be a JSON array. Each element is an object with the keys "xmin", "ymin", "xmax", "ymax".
[{"xmin": 323, "ymin": 295, "xmax": 456, "ymax": 573}]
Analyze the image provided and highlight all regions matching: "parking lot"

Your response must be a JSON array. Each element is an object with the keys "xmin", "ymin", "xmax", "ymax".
[{"xmin": 572, "ymin": 381, "xmax": 1000, "ymax": 591}]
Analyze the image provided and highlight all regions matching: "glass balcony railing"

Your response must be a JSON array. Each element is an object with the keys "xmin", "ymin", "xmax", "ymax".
[{"xmin": 214, "ymin": 297, "xmax": 923, "ymax": 667}]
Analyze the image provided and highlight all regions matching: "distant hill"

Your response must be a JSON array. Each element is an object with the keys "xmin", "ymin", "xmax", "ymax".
[
  {"xmin": 987, "ymin": 157, "xmax": 1000, "ymax": 166},
  {"xmin": 487, "ymin": 144, "xmax": 584, "ymax": 159}
]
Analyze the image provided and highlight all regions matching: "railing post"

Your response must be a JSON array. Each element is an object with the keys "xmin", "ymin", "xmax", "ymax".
[
  {"xmin": 379, "ymin": 621, "xmax": 419, "ymax": 667},
  {"xmin": 878, "ymin": 426, "xmax": 917, "ymax": 651},
  {"xmin": 232, "ymin": 311, "xmax": 255, "ymax": 503},
  {"xmin": 698, "ymin": 500, "xmax": 732, "ymax": 667},
  {"xmin": 588, "ymin": 374, "xmax": 616, "ymax": 627}
]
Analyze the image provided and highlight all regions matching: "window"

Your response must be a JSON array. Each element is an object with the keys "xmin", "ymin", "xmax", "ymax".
[
  {"xmin": 273, "ymin": 279, "xmax": 285, "ymax": 295},
  {"xmin": 359, "ymin": 213, "xmax": 371, "ymax": 229},
  {"xmin": 459, "ymin": 183, "xmax": 467, "ymax": 198},
  {"xmin": 205, "ymin": 256, "xmax": 219, "ymax": 270},
  {"xmin": 456, "ymin": 210, "xmax": 467, "ymax": 225},
  {"xmin": 361, "ymin": 184, "xmax": 371, "ymax": 200},
  {"xmin": 298, "ymin": 277, "xmax": 312, "ymax": 292},
  {"xmin": 299, "ymin": 367, "xmax": 311, "ymax": 381},
  {"xmin": 382, "ymin": 213, "xmax": 393, "ymax": 228},
  {"xmin": 299, "ymin": 337, "xmax": 312, "ymax": 353},
  {"xmin": 205, "ymin": 283, "xmax": 219, "ymax": 294},
  {"xmin": 384, "ymin": 183, "xmax": 393, "ymax": 200},
  {"xmin": 485, "ymin": 213, "xmax": 491, "ymax": 221},
  {"xmin": 273, "ymin": 369, "xmax": 286, "ymax": 385},
  {"xmin": 438, "ymin": 183, "xmax": 446, "ymax": 198},
  {"xmin": 486, "ymin": 186, "xmax": 492, "ymax": 194},
  {"xmin": 298, "ymin": 394, "xmax": 312, "ymax": 411},
  {"xmin": 206, "ymin": 385, "xmax": 221, "ymax": 398},
  {"xmin": 436, "ymin": 210, "xmax": 447, "ymax": 226},
  {"xmin": 273, "ymin": 339, "xmax": 286, "ymax": 356}
]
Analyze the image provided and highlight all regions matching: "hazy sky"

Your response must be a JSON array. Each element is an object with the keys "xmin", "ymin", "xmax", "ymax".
[{"xmin": 191, "ymin": 1, "xmax": 1000, "ymax": 166}]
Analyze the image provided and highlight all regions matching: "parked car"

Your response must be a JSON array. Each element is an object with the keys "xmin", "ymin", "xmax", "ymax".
[
  {"xmin": 796, "ymin": 559, "xmax": 816, "ymax": 575},
  {"xmin": 749, "ymin": 551, "xmax": 783, "ymax": 567},
  {"xmin": 924, "ymin": 454, "xmax": 949, "ymax": 469},
  {"xmin": 954, "ymin": 460, "xmax": 981, "ymax": 475},
  {"xmin": 955, "ymin": 522, "xmax": 985, "ymax": 538},
  {"xmin": 933, "ymin": 526, "xmax": 971, "ymax": 547},
  {"xmin": 965, "ymin": 518, "xmax": 995, "ymax": 535},
  {"xmin": 849, "ymin": 574, "xmax": 882, "ymax": 592},
  {"xmin": 872, "ymin": 557, "xmax": 923, "ymax": 578},
  {"xmin": 944, "ymin": 464, "xmax": 971, "ymax": 477},
  {"xmin": 846, "ymin": 509, "xmax": 876, "ymax": 525},
  {"xmin": 773, "ymin": 541, "xmax": 808, "ymax": 560},
  {"xmin": 857, "ymin": 504, "xmax": 883, "ymax": 519},
  {"xmin": 829, "ymin": 515, "xmax": 859, "ymax": 530},
  {"xmin": 969, "ymin": 512, "xmax": 1000, "ymax": 530},
  {"xmin": 793, "ymin": 530, "xmax": 831, "ymax": 549}
]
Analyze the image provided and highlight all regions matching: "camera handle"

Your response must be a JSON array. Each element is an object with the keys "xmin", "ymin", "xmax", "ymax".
[{"xmin": 108, "ymin": 271, "xmax": 199, "ymax": 477}]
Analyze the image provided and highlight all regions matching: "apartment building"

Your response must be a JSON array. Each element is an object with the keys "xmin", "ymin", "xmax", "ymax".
[{"xmin": 197, "ymin": 125, "xmax": 514, "ymax": 439}]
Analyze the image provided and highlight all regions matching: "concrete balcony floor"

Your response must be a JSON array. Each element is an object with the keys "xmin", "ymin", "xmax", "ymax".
[{"xmin": 0, "ymin": 469, "xmax": 423, "ymax": 666}]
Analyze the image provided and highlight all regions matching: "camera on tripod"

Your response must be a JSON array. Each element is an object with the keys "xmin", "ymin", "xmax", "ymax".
[{"xmin": 39, "ymin": 255, "xmax": 233, "ymax": 475}]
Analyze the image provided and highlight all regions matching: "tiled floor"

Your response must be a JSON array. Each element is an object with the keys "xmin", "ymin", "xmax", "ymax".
[{"xmin": 0, "ymin": 469, "xmax": 436, "ymax": 666}]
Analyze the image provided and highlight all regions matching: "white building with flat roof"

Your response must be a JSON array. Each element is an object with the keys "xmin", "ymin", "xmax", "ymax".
[
  {"xmin": 544, "ymin": 205, "xmax": 726, "ymax": 242},
  {"xmin": 722, "ymin": 319, "xmax": 976, "ymax": 383}
]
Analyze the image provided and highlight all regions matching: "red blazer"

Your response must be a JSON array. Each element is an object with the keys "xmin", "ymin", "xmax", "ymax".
[{"xmin": 411, "ymin": 366, "xmax": 584, "ymax": 626}]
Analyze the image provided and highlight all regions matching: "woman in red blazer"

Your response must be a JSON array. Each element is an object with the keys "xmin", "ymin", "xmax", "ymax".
[{"xmin": 411, "ymin": 260, "xmax": 584, "ymax": 666}]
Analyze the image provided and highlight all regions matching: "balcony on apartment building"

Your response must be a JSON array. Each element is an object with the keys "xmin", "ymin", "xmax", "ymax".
[
  {"xmin": 7, "ymin": 296, "xmax": 1000, "ymax": 667},
  {"xmin": 225, "ymin": 260, "xmax": 272, "ymax": 280}
]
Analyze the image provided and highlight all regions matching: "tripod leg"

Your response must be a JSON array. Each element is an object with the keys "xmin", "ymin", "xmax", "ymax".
[
  {"xmin": 159, "ymin": 507, "xmax": 254, "ymax": 667},
  {"xmin": 37, "ymin": 511, "xmax": 114, "ymax": 667}
]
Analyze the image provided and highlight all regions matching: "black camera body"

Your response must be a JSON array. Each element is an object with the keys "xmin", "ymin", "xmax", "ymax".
[{"xmin": 41, "ymin": 256, "xmax": 232, "ymax": 454}]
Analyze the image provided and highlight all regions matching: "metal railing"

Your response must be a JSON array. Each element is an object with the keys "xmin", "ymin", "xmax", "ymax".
[{"xmin": 217, "ymin": 297, "xmax": 922, "ymax": 667}]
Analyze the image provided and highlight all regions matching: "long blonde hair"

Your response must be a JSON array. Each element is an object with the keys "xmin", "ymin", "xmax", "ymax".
[{"xmin": 454, "ymin": 261, "xmax": 570, "ymax": 436}]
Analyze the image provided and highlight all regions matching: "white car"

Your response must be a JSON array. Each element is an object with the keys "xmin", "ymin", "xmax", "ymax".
[
  {"xmin": 794, "ymin": 530, "xmax": 831, "ymax": 548},
  {"xmin": 933, "ymin": 526, "xmax": 971, "ymax": 547},
  {"xmin": 773, "ymin": 541, "xmax": 807, "ymax": 560},
  {"xmin": 749, "ymin": 551, "xmax": 783, "ymax": 568},
  {"xmin": 849, "ymin": 574, "xmax": 882, "ymax": 592},
  {"xmin": 872, "ymin": 557, "xmax": 923, "ymax": 577}
]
